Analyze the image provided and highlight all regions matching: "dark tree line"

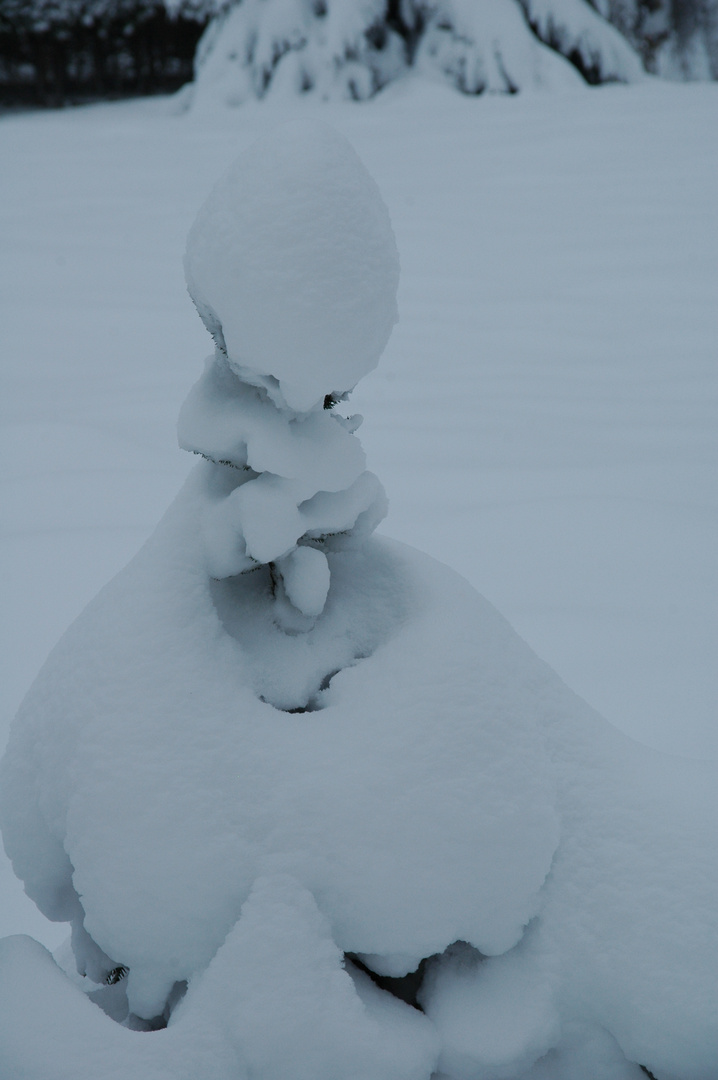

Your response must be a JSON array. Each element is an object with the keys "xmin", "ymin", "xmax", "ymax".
[{"xmin": 0, "ymin": 0, "xmax": 212, "ymax": 106}]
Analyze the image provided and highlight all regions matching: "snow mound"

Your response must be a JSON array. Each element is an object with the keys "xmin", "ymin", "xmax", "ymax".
[
  {"xmin": 184, "ymin": 118, "xmax": 400, "ymax": 413},
  {"xmin": 2, "ymin": 516, "xmax": 717, "ymax": 1077},
  {"xmin": 0, "ymin": 517, "xmax": 560, "ymax": 1013}
]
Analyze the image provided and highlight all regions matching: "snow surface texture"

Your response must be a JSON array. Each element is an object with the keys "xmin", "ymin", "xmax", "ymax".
[
  {"xmin": 1, "ymin": 117, "xmax": 717, "ymax": 1079},
  {"xmin": 186, "ymin": 0, "xmax": 645, "ymax": 110},
  {"xmin": 182, "ymin": 120, "xmax": 397, "ymax": 623}
]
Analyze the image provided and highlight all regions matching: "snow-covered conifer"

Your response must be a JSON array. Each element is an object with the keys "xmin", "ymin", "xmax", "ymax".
[
  {"xmin": 186, "ymin": 0, "xmax": 652, "ymax": 108},
  {"xmin": 0, "ymin": 120, "xmax": 716, "ymax": 1080},
  {"xmin": 596, "ymin": 0, "xmax": 718, "ymax": 77},
  {"xmin": 189, "ymin": 0, "xmax": 406, "ymax": 107}
]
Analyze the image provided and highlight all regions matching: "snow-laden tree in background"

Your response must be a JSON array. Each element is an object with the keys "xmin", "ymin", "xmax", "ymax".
[
  {"xmin": 2, "ymin": 0, "xmax": 714, "ymax": 107},
  {"xmin": 187, "ymin": 0, "xmax": 643, "ymax": 106},
  {"xmin": 0, "ymin": 120, "xmax": 717, "ymax": 1080},
  {"xmin": 184, "ymin": 0, "xmax": 718, "ymax": 109},
  {"xmin": 595, "ymin": 0, "xmax": 718, "ymax": 76},
  {"xmin": 411, "ymin": 0, "xmax": 647, "ymax": 89},
  {"xmin": 188, "ymin": 0, "xmax": 407, "ymax": 105}
]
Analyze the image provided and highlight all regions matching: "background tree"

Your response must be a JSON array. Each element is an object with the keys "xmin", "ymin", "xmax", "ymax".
[
  {"xmin": 0, "ymin": 0, "xmax": 213, "ymax": 106},
  {"xmin": 595, "ymin": 0, "xmax": 717, "ymax": 76},
  {"xmin": 184, "ymin": 0, "xmax": 717, "ymax": 111}
]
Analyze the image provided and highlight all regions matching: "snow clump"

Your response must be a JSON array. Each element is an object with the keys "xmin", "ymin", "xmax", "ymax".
[
  {"xmin": 182, "ymin": 120, "xmax": 397, "ymax": 623},
  {"xmin": 184, "ymin": 118, "xmax": 399, "ymax": 413}
]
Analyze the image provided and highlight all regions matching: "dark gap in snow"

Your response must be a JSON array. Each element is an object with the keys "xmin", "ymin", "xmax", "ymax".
[
  {"xmin": 190, "ymin": 450, "xmax": 253, "ymax": 473},
  {"xmin": 346, "ymin": 953, "xmax": 428, "ymax": 1011},
  {"xmin": 494, "ymin": 49, "xmax": 519, "ymax": 93},
  {"xmin": 215, "ymin": 458, "xmax": 251, "ymax": 472},
  {"xmin": 382, "ymin": 0, "xmax": 425, "ymax": 63},
  {"xmin": 126, "ymin": 980, "xmax": 188, "ymax": 1032},
  {"xmin": 365, "ymin": 21, "xmax": 390, "ymax": 52},
  {"xmin": 211, "ymin": 546, "xmax": 406, "ymax": 715},
  {"xmin": 318, "ymin": 667, "xmax": 341, "ymax": 693},
  {"xmin": 639, "ymin": 1067, "xmax": 659, "ymax": 1080},
  {"xmin": 346, "ymin": 941, "xmax": 484, "ymax": 1012},
  {"xmin": 127, "ymin": 1011, "xmax": 168, "ymax": 1032},
  {"xmin": 271, "ymin": 667, "xmax": 341, "ymax": 713},
  {"xmin": 88, "ymin": 972, "xmax": 187, "ymax": 1031},
  {"xmin": 567, "ymin": 47, "xmax": 604, "ymax": 83},
  {"xmin": 166, "ymin": 979, "xmax": 188, "ymax": 1017}
]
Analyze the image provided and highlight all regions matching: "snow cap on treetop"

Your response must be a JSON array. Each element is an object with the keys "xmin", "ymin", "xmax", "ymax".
[{"xmin": 184, "ymin": 119, "xmax": 400, "ymax": 413}]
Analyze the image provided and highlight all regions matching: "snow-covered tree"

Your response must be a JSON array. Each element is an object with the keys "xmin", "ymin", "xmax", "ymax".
[
  {"xmin": 184, "ymin": 0, "xmax": 718, "ymax": 109},
  {"xmin": 187, "ymin": 0, "xmax": 408, "ymax": 105},
  {"xmin": 0, "ymin": 120, "xmax": 717, "ymax": 1080},
  {"xmin": 596, "ymin": 0, "xmax": 718, "ymax": 76},
  {"xmin": 184, "ymin": 0, "xmax": 640, "ymax": 110}
]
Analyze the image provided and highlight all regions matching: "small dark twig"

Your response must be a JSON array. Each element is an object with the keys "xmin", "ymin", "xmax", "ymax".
[{"xmin": 105, "ymin": 965, "xmax": 128, "ymax": 985}]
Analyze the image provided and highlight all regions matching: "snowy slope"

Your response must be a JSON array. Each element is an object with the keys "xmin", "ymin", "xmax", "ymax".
[{"xmin": 0, "ymin": 79, "xmax": 717, "ymax": 958}]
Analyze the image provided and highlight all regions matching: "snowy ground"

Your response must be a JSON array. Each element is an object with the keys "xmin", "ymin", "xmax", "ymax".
[{"xmin": 1, "ymin": 77, "xmax": 716, "ymax": 946}]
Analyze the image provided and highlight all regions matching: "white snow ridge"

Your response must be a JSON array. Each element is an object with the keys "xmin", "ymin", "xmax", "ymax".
[{"xmin": 1, "ymin": 119, "xmax": 717, "ymax": 1080}]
